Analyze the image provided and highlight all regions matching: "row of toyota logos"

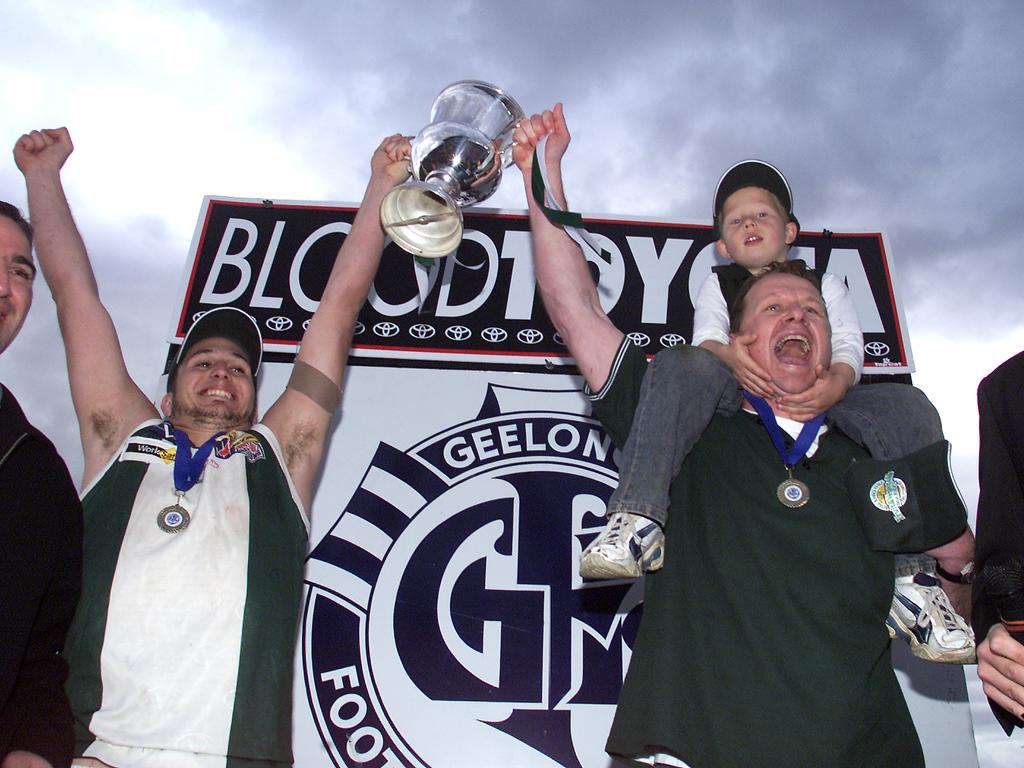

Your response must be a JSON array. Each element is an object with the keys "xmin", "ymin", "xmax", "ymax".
[
  {"xmin": 353, "ymin": 322, "xmax": 680, "ymax": 349},
  {"xmin": 187, "ymin": 311, "xmax": 891, "ymax": 356},
  {"xmin": 355, "ymin": 322, "xmax": 891, "ymax": 358}
]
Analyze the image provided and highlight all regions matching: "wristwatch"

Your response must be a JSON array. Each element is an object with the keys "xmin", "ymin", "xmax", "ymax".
[{"xmin": 936, "ymin": 560, "xmax": 975, "ymax": 585}]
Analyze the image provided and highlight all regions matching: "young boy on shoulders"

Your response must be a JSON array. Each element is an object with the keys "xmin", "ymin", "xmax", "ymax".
[{"xmin": 524, "ymin": 121, "xmax": 975, "ymax": 663}]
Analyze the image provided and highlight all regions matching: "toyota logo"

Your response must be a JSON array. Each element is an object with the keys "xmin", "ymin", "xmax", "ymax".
[
  {"xmin": 373, "ymin": 322, "xmax": 400, "ymax": 338},
  {"xmin": 481, "ymin": 327, "xmax": 507, "ymax": 343},
  {"xmin": 354, "ymin": 321, "xmax": 365, "ymax": 336},
  {"xmin": 446, "ymin": 326, "xmax": 472, "ymax": 342},
  {"xmin": 553, "ymin": 332, "xmax": 567, "ymax": 347},
  {"xmin": 410, "ymin": 324, "xmax": 436, "ymax": 340},
  {"xmin": 864, "ymin": 341, "xmax": 890, "ymax": 357},
  {"xmin": 266, "ymin": 316, "xmax": 293, "ymax": 332},
  {"xmin": 517, "ymin": 329, "xmax": 544, "ymax": 345},
  {"xmin": 407, "ymin": 323, "xmax": 436, "ymax": 337},
  {"xmin": 659, "ymin": 333, "xmax": 686, "ymax": 348},
  {"xmin": 627, "ymin": 332, "xmax": 651, "ymax": 347}
]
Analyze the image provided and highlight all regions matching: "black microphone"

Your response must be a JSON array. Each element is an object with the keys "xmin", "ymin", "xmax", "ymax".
[{"xmin": 980, "ymin": 554, "xmax": 1024, "ymax": 643}]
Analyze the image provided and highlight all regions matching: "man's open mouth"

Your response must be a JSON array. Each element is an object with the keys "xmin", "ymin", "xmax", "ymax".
[{"xmin": 773, "ymin": 334, "xmax": 810, "ymax": 359}]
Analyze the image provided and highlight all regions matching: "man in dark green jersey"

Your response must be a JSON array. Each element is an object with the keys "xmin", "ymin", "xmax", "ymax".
[
  {"xmin": 594, "ymin": 263, "xmax": 968, "ymax": 767},
  {"xmin": 511, "ymin": 106, "xmax": 973, "ymax": 767}
]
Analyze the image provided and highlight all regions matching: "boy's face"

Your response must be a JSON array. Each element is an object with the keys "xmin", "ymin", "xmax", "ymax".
[{"xmin": 715, "ymin": 186, "xmax": 797, "ymax": 273}]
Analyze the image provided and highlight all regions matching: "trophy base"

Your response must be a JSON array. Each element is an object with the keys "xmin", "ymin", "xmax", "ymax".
[{"xmin": 380, "ymin": 183, "xmax": 463, "ymax": 258}]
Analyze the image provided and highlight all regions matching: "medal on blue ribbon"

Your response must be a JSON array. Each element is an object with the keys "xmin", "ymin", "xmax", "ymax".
[
  {"xmin": 743, "ymin": 393, "xmax": 825, "ymax": 509},
  {"xmin": 157, "ymin": 428, "xmax": 224, "ymax": 533}
]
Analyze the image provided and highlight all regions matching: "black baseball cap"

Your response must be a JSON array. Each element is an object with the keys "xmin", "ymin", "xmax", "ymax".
[
  {"xmin": 167, "ymin": 307, "xmax": 263, "ymax": 389},
  {"xmin": 713, "ymin": 159, "xmax": 799, "ymax": 237}
]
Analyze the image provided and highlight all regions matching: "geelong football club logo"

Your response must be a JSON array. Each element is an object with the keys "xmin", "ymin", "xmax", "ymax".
[{"xmin": 302, "ymin": 386, "xmax": 643, "ymax": 767}]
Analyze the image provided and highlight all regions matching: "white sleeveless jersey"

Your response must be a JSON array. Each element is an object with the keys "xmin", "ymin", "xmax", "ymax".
[{"xmin": 65, "ymin": 420, "xmax": 308, "ymax": 766}]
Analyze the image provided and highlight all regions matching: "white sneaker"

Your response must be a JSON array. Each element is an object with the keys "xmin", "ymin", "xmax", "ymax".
[
  {"xmin": 579, "ymin": 512, "xmax": 665, "ymax": 579},
  {"xmin": 886, "ymin": 572, "xmax": 976, "ymax": 663}
]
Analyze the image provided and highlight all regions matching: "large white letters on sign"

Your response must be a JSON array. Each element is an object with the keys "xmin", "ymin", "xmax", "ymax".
[{"xmin": 171, "ymin": 199, "xmax": 971, "ymax": 767}]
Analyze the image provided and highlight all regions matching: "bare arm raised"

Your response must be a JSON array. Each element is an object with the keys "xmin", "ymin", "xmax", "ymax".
[
  {"xmin": 15, "ymin": 128, "xmax": 158, "ymax": 485},
  {"xmin": 261, "ymin": 134, "xmax": 410, "ymax": 510},
  {"xmin": 512, "ymin": 105, "xmax": 623, "ymax": 391}
]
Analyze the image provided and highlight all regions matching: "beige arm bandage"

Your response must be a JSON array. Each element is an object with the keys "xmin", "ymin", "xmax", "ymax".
[{"xmin": 287, "ymin": 360, "xmax": 342, "ymax": 413}]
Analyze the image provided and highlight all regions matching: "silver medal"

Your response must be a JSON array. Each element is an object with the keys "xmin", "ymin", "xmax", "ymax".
[
  {"xmin": 777, "ymin": 478, "xmax": 810, "ymax": 508},
  {"xmin": 157, "ymin": 504, "xmax": 191, "ymax": 533}
]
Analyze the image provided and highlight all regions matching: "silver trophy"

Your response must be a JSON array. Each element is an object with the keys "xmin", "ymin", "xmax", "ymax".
[{"xmin": 380, "ymin": 80, "xmax": 524, "ymax": 258}]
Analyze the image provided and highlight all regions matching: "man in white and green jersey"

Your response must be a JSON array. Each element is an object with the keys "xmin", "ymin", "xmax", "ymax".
[{"xmin": 16, "ymin": 127, "xmax": 413, "ymax": 767}]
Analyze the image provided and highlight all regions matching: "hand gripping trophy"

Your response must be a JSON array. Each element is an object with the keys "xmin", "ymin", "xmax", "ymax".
[{"xmin": 379, "ymin": 80, "xmax": 524, "ymax": 258}]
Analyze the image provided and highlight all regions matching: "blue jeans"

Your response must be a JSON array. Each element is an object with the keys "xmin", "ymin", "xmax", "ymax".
[{"xmin": 607, "ymin": 344, "xmax": 945, "ymax": 528}]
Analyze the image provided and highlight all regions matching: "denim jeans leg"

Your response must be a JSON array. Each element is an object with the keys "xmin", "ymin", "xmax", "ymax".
[
  {"xmin": 830, "ymin": 383, "xmax": 943, "ymax": 460},
  {"xmin": 607, "ymin": 345, "xmax": 739, "ymax": 527}
]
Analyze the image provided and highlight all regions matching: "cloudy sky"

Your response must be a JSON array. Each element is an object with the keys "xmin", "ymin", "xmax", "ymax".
[{"xmin": 2, "ymin": 1, "xmax": 1022, "ymax": 764}]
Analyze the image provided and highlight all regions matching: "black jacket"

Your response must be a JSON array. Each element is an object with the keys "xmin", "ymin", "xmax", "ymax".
[
  {"xmin": 0, "ymin": 385, "xmax": 83, "ymax": 767},
  {"xmin": 973, "ymin": 350, "xmax": 1024, "ymax": 734}
]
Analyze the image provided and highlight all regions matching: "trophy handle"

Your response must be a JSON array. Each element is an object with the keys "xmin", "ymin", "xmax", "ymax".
[{"xmin": 499, "ymin": 137, "xmax": 519, "ymax": 169}]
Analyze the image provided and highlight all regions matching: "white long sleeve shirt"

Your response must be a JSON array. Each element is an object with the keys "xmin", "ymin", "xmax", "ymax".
[{"xmin": 691, "ymin": 271, "xmax": 864, "ymax": 382}]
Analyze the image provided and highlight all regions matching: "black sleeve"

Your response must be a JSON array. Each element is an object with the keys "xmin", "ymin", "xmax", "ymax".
[
  {"xmin": 843, "ymin": 440, "xmax": 967, "ymax": 553},
  {"xmin": 584, "ymin": 339, "xmax": 648, "ymax": 449},
  {"xmin": 972, "ymin": 352, "xmax": 1024, "ymax": 734}
]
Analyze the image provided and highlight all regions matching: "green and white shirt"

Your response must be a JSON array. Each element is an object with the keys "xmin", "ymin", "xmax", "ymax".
[{"xmin": 65, "ymin": 420, "xmax": 308, "ymax": 767}]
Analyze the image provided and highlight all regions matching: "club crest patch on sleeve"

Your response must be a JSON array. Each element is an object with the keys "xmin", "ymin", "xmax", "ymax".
[{"xmin": 870, "ymin": 470, "xmax": 908, "ymax": 522}]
